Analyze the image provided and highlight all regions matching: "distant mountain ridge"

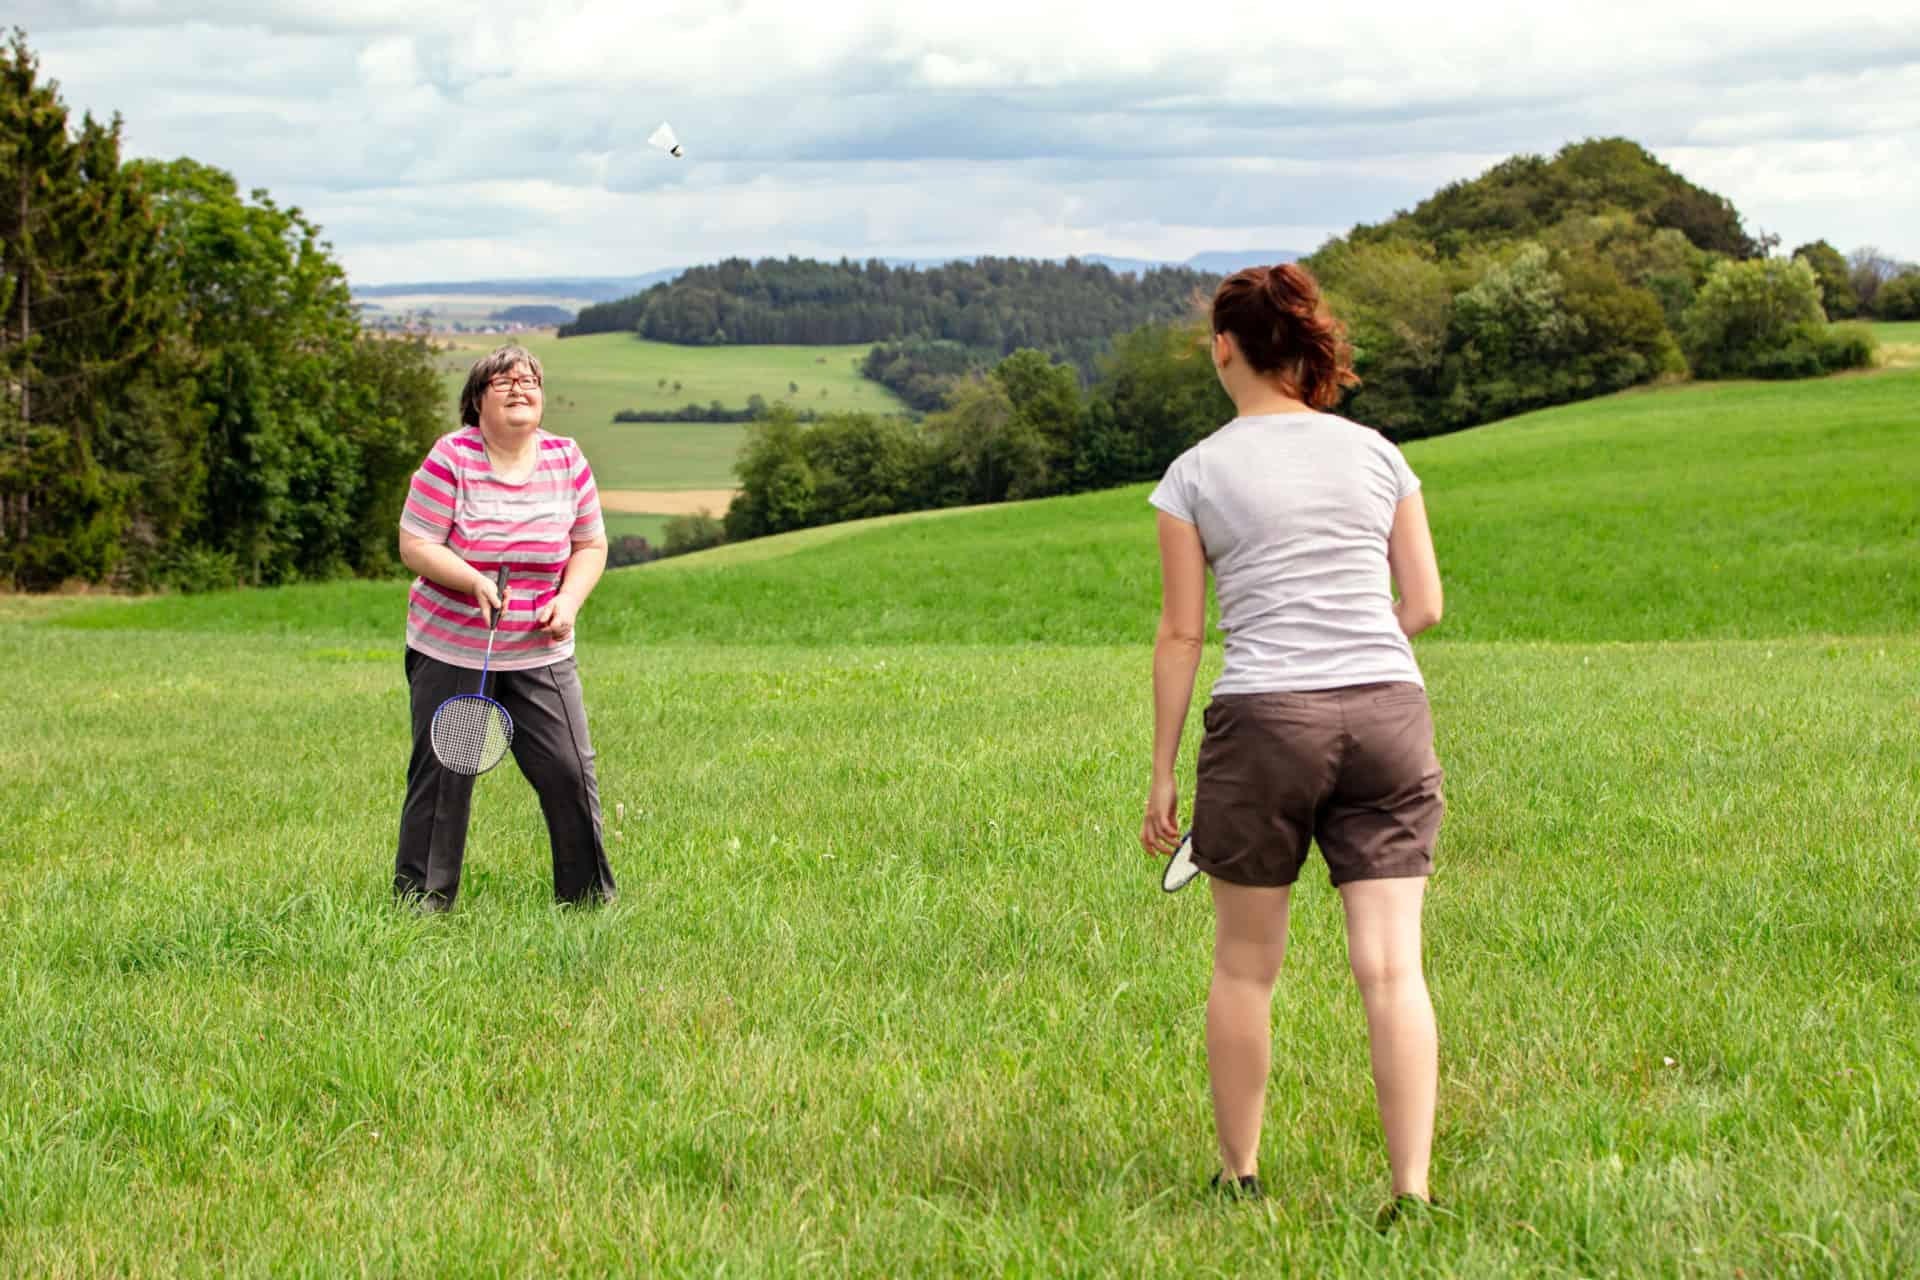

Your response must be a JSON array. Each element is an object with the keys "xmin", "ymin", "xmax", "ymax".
[{"xmin": 351, "ymin": 269, "xmax": 683, "ymax": 302}]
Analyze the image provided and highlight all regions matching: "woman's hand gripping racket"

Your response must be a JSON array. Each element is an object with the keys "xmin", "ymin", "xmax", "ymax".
[
  {"xmin": 430, "ymin": 564, "xmax": 514, "ymax": 776},
  {"xmin": 1161, "ymin": 830, "xmax": 1202, "ymax": 893},
  {"xmin": 1143, "ymin": 778, "xmax": 1203, "ymax": 893}
]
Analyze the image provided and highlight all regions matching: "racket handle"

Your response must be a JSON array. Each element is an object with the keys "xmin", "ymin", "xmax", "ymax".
[{"xmin": 492, "ymin": 564, "xmax": 509, "ymax": 631}]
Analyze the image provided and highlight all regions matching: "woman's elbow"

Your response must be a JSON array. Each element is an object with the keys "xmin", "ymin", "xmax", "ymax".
[
  {"xmin": 1403, "ymin": 602, "xmax": 1442, "ymax": 636},
  {"xmin": 1156, "ymin": 625, "xmax": 1204, "ymax": 651}
]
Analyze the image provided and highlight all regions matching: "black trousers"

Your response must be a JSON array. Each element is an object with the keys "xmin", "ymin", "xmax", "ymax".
[{"xmin": 395, "ymin": 648, "xmax": 616, "ymax": 908}]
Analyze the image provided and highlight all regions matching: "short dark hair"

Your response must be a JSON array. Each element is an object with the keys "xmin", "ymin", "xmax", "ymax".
[
  {"xmin": 459, "ymin": 345, "xmax": 544, "ymax": 428},
  {"xmin": 1211, "ymin": 264, "xmax": 1359, "ymax": 410}
]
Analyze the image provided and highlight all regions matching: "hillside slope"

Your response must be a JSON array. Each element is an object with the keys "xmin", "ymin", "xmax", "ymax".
[{"xmin": 58, "ymin": 368, "xmax": 1920, "ymax": 645}]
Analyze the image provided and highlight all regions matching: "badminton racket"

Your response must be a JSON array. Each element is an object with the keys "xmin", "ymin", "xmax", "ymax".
[{"xmin": 429, "ymin": 564, "xmax": 514, "ymax": 776}]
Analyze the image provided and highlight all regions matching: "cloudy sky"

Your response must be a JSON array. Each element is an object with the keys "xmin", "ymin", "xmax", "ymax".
[{"xmin": 18, "ymin": 1, "xmax": 1920, "ymax": 284}]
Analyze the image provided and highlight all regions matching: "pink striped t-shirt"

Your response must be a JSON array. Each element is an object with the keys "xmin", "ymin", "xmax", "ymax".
[{"xmin": 399, "ymin": 427, "xmax": 606, "ymax": 670}]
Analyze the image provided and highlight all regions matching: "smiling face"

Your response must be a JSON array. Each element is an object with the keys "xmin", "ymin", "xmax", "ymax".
[
  {"xmin": 460, "ymin": 345, "xmax": 547, "ymax": 437},
  {"xmin": 479, "ymin": 362, "xmax": 544, "ymax": 435}
]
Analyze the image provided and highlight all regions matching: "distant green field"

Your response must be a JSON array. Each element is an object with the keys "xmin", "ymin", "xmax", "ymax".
[
  {"xmin": 575, "ymin": 422, "xmax": 749, "ymax": 494},
  {"xmin": 602, "ymin": 512, "xmax": 672, "ymax": 546},
  {"xmin": 432, "ymin": 332, "xmax": 902, "ymax": 484},
  {"xmin": 1871, "ymin": 320, "xmax": 1920, "ymax": 366},
  {"xmin": 10, "ymin": 365, "xmax": 1920, "ymax": 1274}
]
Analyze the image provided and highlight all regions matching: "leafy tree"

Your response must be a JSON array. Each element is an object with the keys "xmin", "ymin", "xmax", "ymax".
[
  {"xmin": 1444, "ymin": 244, "xmax": 1585, "ymax": 421},
  {"xmin": 1847, "ymin": 247, "xmax": 1902, "ymax": 314},
  {"xmin": 1555, "ymin": 253, "xmax": 1682, "ymax": 393},
  {"xmin": 1873, "ymin": 270, "xmax": 1920, "ymax": 321},
  {"xmin": 989, "ymin": 348, "xmax": 1082, "ymax": 494},
  {"xmin": 334, "ymin": 329, "xmax": 444, "ymax": 576},
  {"xmin": 862, "ymin": 338, "xmax": 977, "ymax": 411},
  {"xmin": 801, "ymin": 414, "xmax": 928, "ymax": 522},
  {"xmin": 1681, "ymin": 257, "xmax": 1827, "ymax": 378},
  {"xmin": 725, "ymin": 409, "xmax": 817, "ymax": 540},
  {"xmin": 1080, "ymin": 320, "xmax": 1232, "ymax": 479},
  {"xmin": 1318, "ymin": 238, "xmax": 1461, "ymax": 435},
  {"xmin": 135, "ymin": 156, "xmax": 440, "ymax": 584},
  {"xmin": 922, "ymin": 375, "xmax": 1045, "ymax": 506},
  {"xmin": 663, "ymin": 511, "xmax": 725, "ymax": 556},
  {"xmin": 1792, "ymin": 240, "xmax": 1858, "ymax": 318}
]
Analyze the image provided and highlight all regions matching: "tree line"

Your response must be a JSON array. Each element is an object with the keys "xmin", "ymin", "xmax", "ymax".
[
  {"xmin": 724, "ymin": 335, "xmax": 1229, "ymax": 541},
  {"xmin": 559, "ymin": 254, "xmax": 1215, "ymax": 373},
  {"xmin": 1, "ymin": 31, "xmax": 444, "ymax": 592},
  {"xmin": 721, "ymin": 139, "xmax": 1904, "ymax": 544}
]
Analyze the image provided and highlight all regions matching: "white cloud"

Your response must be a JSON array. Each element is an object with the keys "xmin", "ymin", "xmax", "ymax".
[{"xmin": 17, "ymin": 1, "xmax": 1919, "ymax": 280}]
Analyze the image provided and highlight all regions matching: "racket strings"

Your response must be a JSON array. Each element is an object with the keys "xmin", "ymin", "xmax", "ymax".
[{"xmin": 431, "ymin": 695, "xmax": 513, "ymax": 775}]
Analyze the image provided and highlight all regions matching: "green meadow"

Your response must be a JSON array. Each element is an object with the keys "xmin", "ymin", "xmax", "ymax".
[
  {"xmin": 432, "ymin": 332, "xmax": 907, "ymax": 491},
  {"xmin": 602, "ymin": 512, "xmax": 674, "ymax": 547},
  {"xmin": 1871, "ymin": 321, "xmax": 1920, "ymax": 367},
  {"xmin": 5, "ymin": 369, "xmax": 1919, "ymax": 1275}
]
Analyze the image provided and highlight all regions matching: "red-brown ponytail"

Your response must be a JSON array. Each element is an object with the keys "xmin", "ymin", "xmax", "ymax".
[{"xmin": 1210, "ymin": 263, "xmax": 1358, "ymax": 409}]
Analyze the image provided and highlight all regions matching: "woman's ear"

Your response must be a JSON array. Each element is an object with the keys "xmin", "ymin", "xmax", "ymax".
[{"xmin": 1211, "ymin": 331, "xmax": 1231, "ymax": 371}]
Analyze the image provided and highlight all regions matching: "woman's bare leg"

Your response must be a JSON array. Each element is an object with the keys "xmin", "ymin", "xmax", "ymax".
[
  {"xmin": 1206, "ymin": 879, "xmax": 1292, "ymax": 1178},
  {"xmin": 1338, "ymin": 876, "xmax": 1436, "ymax": 1199}
]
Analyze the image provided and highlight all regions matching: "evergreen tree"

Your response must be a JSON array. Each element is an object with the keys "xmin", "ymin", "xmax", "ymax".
[{"xmin": 0, "ymin": 29, "xmax": 171, "ymax": 588}]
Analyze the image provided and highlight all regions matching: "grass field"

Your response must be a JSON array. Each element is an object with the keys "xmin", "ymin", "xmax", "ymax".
[
  {"xmin": 602, "ymin": 512, "xmax": 673, "ymax": 547},
  {"xmin": 430, "ymin": 332, "xmax": 906, "ymax": 491},
  {"xmin": 1871, "ymin": 320, "xmax": 1920, "ymax": 367},
  {"xmin": 6, "ymin": 368, "xmax": 1919, "ymax": 1275}
]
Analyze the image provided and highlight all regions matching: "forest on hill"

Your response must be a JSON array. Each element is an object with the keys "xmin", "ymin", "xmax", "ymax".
[
  {"xmin": 711, "ymin": 138, "xmax": 1908, "ymax": 548},
  {"xmin": 1303, "ymin": 137, "xmax": 1896, "ymax": 437},
  {"xmin": 561, "ymin": 256, "xmax": 1218, "ymax": 407}
]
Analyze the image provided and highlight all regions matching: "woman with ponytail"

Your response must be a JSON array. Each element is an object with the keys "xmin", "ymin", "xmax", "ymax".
[{"xmin": 1140, "ymin": 264, "xmax": 1445, "ymax": 1215}]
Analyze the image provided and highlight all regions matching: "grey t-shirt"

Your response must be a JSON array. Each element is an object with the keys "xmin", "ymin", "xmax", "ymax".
[{"xmin": 1149, "ymin": 412, "xmax": 1424, "ymax": 696}]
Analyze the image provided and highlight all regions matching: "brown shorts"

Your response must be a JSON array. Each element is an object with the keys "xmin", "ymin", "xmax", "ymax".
[{"xmin": 1192, "ymin": 682, "xmax": 1444, "ymax": 888}]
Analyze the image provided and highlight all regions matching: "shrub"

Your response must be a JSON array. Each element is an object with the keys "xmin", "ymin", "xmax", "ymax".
[
  {"xmin": 605, "ymin": 535, "xmax": 659, "ymax": 568},
  {"xmin": 164, "ymin": 546, "xmax": 241, "ymax": 594},
  {"xmin": 1681, "ymin": 258, "xmax": 1826, "ymax": 378},
  {"xmin": 1744, "ymin": 323, "xmax": 1875, "ymax": 380},
  {"xmin": 663, "ymin": 513, "xmax": 726, "ymax": 557}
]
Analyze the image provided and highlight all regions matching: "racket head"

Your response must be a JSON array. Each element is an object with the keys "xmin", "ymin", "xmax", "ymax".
[
  {"xmin": 1161, "ymin": 829, "xmax": 1203, "ymax": 893},
  {"xmin": 430, "ymin": 693, "xmax": 514, "ymax": 776}
]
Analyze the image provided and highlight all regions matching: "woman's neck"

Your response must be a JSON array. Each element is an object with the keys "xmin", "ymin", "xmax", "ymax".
[
  {"xmin": 1224, "ymin": 368, "xmax": 1311, "ymax": 418},
  {"xmin": 1231, "ymin": 389, "xmax": 1312, "ymax": 418},
  {"xmin": 478, "ymin": 422, "xmax": 539, "ymax": 469}
]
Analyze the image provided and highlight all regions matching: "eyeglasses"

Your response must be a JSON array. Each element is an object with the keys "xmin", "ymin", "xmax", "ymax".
[{"xmin": 487, "ymin": 373, "xmax": 543, "ymax": 394}]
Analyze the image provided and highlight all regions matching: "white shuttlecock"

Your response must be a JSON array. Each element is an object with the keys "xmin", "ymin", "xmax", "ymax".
[{"xmin": 647, "ymin": 122, "xmax": 684, "ymax": 158}]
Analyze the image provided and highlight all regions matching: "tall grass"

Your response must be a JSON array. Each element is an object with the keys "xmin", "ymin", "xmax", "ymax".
[{"xmin": 7, "ymin": 366, "xmax": 1918, "ymax": 1275}]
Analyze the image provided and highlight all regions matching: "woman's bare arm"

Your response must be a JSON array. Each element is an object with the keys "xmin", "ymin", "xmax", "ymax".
[
  {"xmin": 1387, "ymin": 490, "xmax": 1443, "ymax": 638},
  {"xmin": 1143, "ymin": 512, "xmax": 1208, "ymax": 854}
]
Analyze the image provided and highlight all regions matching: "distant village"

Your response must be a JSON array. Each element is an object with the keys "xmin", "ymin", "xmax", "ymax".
[{"xmin": 354, "ymin": 302, "xmax": 576, "ymax": 335}]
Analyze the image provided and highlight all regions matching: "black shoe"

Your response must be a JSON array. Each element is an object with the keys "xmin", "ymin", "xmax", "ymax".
[
  {"xmin": 1374, "ymin": 1193, "xmax": 1440, "ymax": 1230},
  {"xmin": 1209, "ymin": 1171, "xmax": 1263, "ymax": 1200}
]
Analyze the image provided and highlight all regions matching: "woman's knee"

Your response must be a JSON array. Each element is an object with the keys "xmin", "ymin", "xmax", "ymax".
[
  {"xmin": 1347, "ymin": 948, "xmax": 1422, "ymax": 994},
  {"xmin": 1215, "ymin": 936, "xmax": 1288, "ymax": 986}
]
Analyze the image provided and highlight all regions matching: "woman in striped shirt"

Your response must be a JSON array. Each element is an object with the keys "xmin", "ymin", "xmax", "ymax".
[{"xmin": 393, "ymin": 345, "xmax": 617, "ymax": 910}]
